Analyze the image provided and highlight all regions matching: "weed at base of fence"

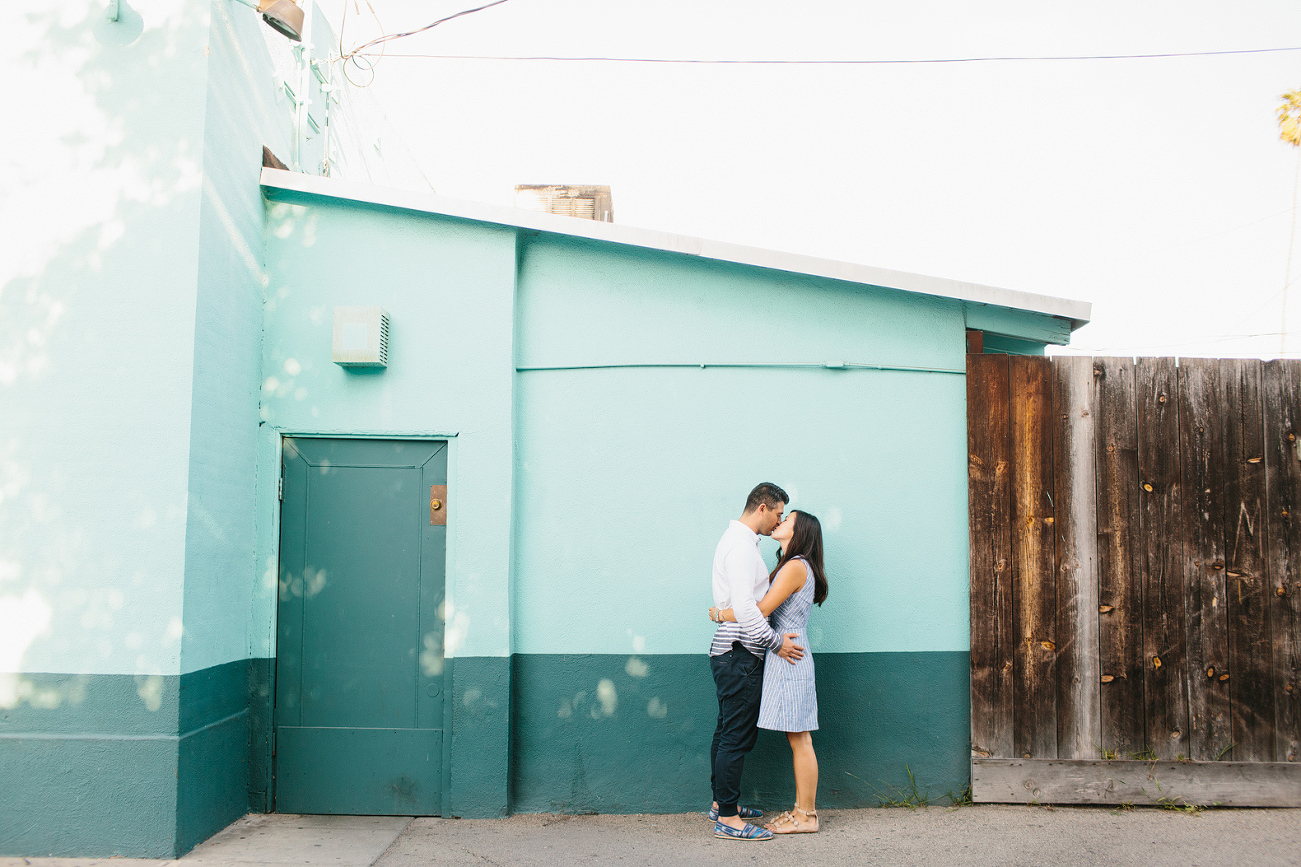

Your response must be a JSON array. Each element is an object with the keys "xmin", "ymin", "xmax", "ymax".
[
  {"xmin": 874, "ymin": 767, "xmax": 929, "ymax": 810},
  {"xmin": 1146, "ymin": 775, "xmax": 1220, "ymax": 814},
  {"xmin": 1156, "ymin": 797, "xmax": 1210, "ymax": 815},
  {"xmin": 944, "ymin": 783, "xmax": 974, "ymax": 811}
]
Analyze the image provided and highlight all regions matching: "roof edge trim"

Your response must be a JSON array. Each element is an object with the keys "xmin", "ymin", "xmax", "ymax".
[{"xmin": 259, "ymin": 168, "xmax": 1092, "ymax": 331}]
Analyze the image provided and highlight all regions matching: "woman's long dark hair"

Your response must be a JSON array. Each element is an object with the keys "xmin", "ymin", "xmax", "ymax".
[{"xmin": 770, "ymin": 510, "xmax": 828, "ymax": 606}]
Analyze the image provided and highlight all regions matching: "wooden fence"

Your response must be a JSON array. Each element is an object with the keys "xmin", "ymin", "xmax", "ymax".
[{"xmin": 967, "ymin": 355, "xmax": 1301, "ymax": 805}]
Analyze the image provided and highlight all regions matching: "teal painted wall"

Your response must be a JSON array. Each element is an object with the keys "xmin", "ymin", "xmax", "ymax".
[
  {"xmin": 448, "ymin": 657, "xmax": 512, "ymax": 817},
  {"xmin": 259, "ymin": 200, "xmax": 519, "ymax": 815},
  {"xmin": 0, "ymin": 0, "xmax": 294, "ymax": 856},
  {"xmin": 510, "ymin": 652, "xmax": 970, "ymax": 813},
  {"xmin": 2, "ymin": 2, "xmax": 213, "ymax": 853},
  {"xmin": 175, "ymin": 660, "xmax": 254, "ymax": 851},
  {"xmin": 0, "ymin": 0, "xmax": 1080, "ymax": 843},
  {"xmin": 0, "ymin": 727, "xmax": 179, "ymax": 857},
  {"xmin": 964, "ymin": 301, "xmax": 1069, "ymax": 346},
  {"xmin": 982, "ymin": 333, "xmax": 1047, "ymax": 356},
  {"xmin": 259, "ymin": 202, "xmax": 518, "ymax": 662},
  {"xmin": 511, "ymin": 236, "xmax": 971, "ymax": 656},
  {"xmin": 1, "ymin": 0, "xmax": 209, "ymax": 688},
  {"xmin": 180, "ymin": 0, "xmax": 292, "ymax": 677},
  {"xmin": 0, "ymin": 661, "xmax": 249, "ymax": 857},
  {"xmin": 505, "ymin": 235, "xmax": 976, "ymax": 810},
  {"xmin": 513, "ymin": 366, "xmax": 970, "ymax": 656},
  {"xmin": 254, "ymin": 193, "xmax": 1078, "ymax": 818}
]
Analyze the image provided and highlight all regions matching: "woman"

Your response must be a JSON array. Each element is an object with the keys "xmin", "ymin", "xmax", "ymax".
[{"xmin": 709, "ymin": 509, "xmax": 829, "ymax": 834}]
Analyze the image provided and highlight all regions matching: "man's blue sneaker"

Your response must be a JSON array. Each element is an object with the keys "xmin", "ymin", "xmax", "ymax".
[
  {"xmin": 714, "ymin": 820, "xmax": 773, "ymax": 841},
  {"xmin": 708, "ymin": 805, "xmax": 762, "ymax": 821}
]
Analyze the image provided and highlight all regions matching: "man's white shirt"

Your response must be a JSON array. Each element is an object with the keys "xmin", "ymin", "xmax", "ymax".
[{"xmin": 709, "ymin": 520, "xmax": 783, "ymax": 657}]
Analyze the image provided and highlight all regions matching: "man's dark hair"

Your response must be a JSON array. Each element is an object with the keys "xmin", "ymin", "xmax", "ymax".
[{"xmin": 743, "ymin": 482, "xmax": 789, "ymax": 514}]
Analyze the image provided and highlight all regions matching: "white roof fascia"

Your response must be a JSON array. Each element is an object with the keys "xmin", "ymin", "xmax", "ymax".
[{"xmin": 260, "ymin": 168, "xmax": 1091, "ymax": 332}]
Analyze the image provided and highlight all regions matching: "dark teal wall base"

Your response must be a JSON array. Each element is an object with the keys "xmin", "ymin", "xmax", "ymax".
[
  {"xmin": 176, "ymin": 660, "xmax": 252, "ymax": 854},
  {"xmin": 449, "ymin": 656, "xmax": 511, "ymax": 818},
  {"xmin": 248, "ymin": 657, "xmax": 274, "ymax": 812},
  {"xmin": 2, "ymin": 652, "xmax": 969, "ymax": 854},
  {"xmin": 0, "ymin": 730, "xmax": 179, "ymax": 857},
  {"xmin": 509, "ymin": 651, "xmax": 970, "ymax": 814},
  {"xmin": 0, "ymin": 660, "xmax": 254, "ymax": 859}
]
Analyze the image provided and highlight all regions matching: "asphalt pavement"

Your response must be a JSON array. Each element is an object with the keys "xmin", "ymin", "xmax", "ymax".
[{"xmin": 3, "ymin": 804, "xmax": 1299, "ymax": 867}]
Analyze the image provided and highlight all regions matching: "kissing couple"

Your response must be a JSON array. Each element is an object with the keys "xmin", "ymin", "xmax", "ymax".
[{"xmin": 707, "ymin": 482, "xmax": 829, "ymax": 841}]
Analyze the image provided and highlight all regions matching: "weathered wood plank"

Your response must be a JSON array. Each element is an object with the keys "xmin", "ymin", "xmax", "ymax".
[
  {"xmin": 1177, "ymin": 358, "xmax": 1230, "ymax": 760},
  {"xmin": 1223, "ymin": 359, "xmax": 1274, "ymax": 762},
  {"xmin": 972, "ymin": 757, "xmax": 1301, "ymax": 806},
  {"xmin": 1136, "ymin": 357, "xmax": 1189, "ymax": 759},
  {"xmin": 1010, "ymin": 355, "xmax": 1058, "ymax": 758},
  {"xmin": 1095, "ymin": 358, "xmax": 1145, "ymax": 757},
  {"xmin": 1052, "ymin": 356, "xmax": 1101, "ymax": 759},
  {"xmin": 968, "ymin": 353, "xmax": 1014, "ymax": 759},
  {"xmin": 1263, "ymin": 359, "xmax": 1301, "ymax": 763}
]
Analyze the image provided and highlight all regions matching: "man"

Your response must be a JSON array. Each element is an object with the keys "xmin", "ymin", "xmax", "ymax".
[{"xmin": 708, "ymin": 482, "xmax": 804, "ymax": 841}]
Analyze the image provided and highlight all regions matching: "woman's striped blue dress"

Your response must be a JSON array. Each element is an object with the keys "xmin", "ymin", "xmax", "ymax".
[{"xmin": 757, "ymin": 556, "xmax": 818, "ymax": 732}]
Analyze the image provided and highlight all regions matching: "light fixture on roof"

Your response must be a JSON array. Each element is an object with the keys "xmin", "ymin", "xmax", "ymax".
[{"xmin": 229, "ymin": 0, "xmax": 304, "ymax": 41}]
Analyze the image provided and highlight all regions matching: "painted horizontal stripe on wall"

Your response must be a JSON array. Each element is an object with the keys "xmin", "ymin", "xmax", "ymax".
[
  {"xmin": 510, "ymin": 651, "xmax": 970, "ymax": 814},
  {"xmin": 0, "ymin": 660, "xmax": 252, "ymax": 859},
  {"xmin": 515, "ymin": 362, "xmax": 967, "ymax": 374}
]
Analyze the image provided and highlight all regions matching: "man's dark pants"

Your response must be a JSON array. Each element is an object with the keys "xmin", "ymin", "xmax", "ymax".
[{"xmin": 710, "ymin": 641, "xmax": 765, "ymax": 818}]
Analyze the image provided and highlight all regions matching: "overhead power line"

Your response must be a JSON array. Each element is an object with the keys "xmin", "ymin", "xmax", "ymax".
[
  {"xmin": 340, "ymin": 0, "xmax": 514, "ymax": 64},
  {"xmin": 349, "ymin": 45, "xmax": 1301, "ymax": 64}
]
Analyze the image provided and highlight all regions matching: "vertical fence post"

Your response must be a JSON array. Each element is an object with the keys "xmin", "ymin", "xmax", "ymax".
[
  {"xmin": 1223, "ymin": 359, "xmax": 1274, "ymax": 761},
  {"xmin": 1095, "ymin": 358, "xmax": 1146, "ymax": 757},
  {"xmin": 968, "ymin": 353, "xmax": 1014, "ymax": 759},
  {"xmin": 1010, "ymin": 356, "xmax": 1058, "ymax": 759},
  {"xmin": 1178, "ymin": 358, "xmax": 1231, "ymax": 760},
  {"xmin": 1053, "ymin": 356, "xmax": 1101, "ymax": 759},
  {"xmin": 1264, "ymin": 360, "xmax": 1301, "ymax": 763},
  {"xmin": 1137, "ymin": 357, "xmax": 1189, "ymax": 760}
]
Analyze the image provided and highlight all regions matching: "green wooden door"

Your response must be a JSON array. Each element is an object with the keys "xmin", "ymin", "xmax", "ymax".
[{"xmin": 274, "ymin": 438, "xmax": 447, "ymax": 815}]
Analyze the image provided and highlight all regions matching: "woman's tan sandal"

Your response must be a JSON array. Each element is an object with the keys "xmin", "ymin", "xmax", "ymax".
[
  {"xmin": 764, "ymin": 811, "xmax": 794, "ymax": 832},
  {"xmin": 767, "ymin": 807, "xmax": 819, "ymax": 834}
]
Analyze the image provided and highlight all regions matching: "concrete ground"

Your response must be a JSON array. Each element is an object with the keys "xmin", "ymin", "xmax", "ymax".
[{"xmin": 3, "ymin": 805, "xmax": 1299, "ymax": 867}]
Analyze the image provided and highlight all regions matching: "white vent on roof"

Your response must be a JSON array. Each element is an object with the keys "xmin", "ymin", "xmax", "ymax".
[
  {"xmin": 332, "ymin": 306, "xmax": 389, "ymax": 368},
  {"xmin": 515, "ymin": 185, "xmax": 614, "ymax": 222}
]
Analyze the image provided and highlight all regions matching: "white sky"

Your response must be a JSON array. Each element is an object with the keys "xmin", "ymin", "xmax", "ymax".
[{"xmin": 314, "ymin": 0, "xmax": 1301, "ymax": 357}]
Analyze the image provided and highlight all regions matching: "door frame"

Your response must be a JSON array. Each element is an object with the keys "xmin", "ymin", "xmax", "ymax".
[{"xmin": 264, "ymin": 431, "xmax": 457, "ymax": 815}]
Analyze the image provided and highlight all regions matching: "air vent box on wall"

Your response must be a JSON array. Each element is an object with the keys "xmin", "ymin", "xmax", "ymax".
[{"xmin": 332, "ymin": 306, "xmax": 389, "ymax": 368}]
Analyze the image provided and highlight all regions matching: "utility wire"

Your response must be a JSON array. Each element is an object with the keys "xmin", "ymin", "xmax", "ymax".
[
  {"xmin": 340, "ymin": 0, "xmax": 514, "ymax": 64},
  {"xmin": 349, "ymin": 45, "xmax": 1301, "ymax": 64},
  {"xmin": 337, "ymin": 0, "xmax": 385, "ymax": 87}
]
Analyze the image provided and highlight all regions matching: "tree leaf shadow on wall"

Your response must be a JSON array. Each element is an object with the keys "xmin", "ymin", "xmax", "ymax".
[{"xmin": 0, "ymin": 0, "xmax": 209, "ymax": 712}]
